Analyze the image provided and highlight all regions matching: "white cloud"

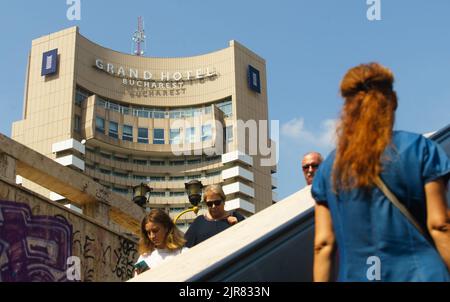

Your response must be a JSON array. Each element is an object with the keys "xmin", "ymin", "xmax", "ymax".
[
  {"xmin": 281, "ymin": 117, "xmax": 337, "ymax": 149},
  {"xmin": 280, "ymin": 118, "xmax": 305, "ymax": 139}
]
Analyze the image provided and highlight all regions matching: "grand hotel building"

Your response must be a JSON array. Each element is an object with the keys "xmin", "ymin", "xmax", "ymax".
[{"xmin": 12, "ymin": 27, "xmax": 277, "ymax": 229}]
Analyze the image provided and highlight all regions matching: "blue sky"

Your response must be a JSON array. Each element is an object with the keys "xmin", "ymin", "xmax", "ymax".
[{"xmin": 0, "ymin": 0, "xmax": 449, "ymax": 200}]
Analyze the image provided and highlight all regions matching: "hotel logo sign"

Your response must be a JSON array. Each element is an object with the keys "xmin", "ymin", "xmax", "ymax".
[
  {"xmin": 248, "ymin": 65, "xmax": 261, "ymax": 93},
  {"xmin": 41, "ymin": 49, "xmax": 58, "ymax": 76}
]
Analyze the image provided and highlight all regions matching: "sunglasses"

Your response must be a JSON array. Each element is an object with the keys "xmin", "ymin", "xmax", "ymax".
[
  {"xmin": 302, "ymin": 164, "xmax": 319, "ymax": 171},
  {"xmin": 206, "ymin": 200, "xmax": 223, "ymax": 207}
]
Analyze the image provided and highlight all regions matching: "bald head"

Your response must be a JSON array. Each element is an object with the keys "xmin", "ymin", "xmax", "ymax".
[{"xmin": 302, "ymin": 152, "xmax": 323, "ymax": 185}]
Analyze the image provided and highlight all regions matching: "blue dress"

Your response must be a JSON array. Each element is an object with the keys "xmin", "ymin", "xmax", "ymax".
[{"xmin": 311, "ymin": 131, "xmax": 450, "ymax": 282}]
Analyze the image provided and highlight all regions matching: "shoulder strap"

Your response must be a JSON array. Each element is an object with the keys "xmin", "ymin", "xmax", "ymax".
[{"xmin": 374, "ymin": 176, "xmax": 431, "ymax": 242}]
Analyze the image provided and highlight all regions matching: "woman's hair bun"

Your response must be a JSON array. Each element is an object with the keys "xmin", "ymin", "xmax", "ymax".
[{"xmin": 340, "ymin": 62, "xmax": 394, "ymax": 98}]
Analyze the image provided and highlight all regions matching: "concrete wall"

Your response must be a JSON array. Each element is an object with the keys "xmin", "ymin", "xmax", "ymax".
[
  {"xmin": 0, "ymin": 176, "xmax": 138, "ymax": 282},
  {"xmin": 0, "ymin": 133, "xmax": 141, "ymax": 282}
]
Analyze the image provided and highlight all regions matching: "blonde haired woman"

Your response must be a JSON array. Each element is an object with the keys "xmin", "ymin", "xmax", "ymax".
[
  {"xmin": 184, "ymin": 184, "xmax": 245, "ymax": 247},
  {"xmin": 134, "ymin": 209, "xmax": 188, "ymax": 275}
]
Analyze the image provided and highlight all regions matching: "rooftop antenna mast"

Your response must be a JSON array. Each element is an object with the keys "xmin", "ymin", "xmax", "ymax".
[{"xmin": 132, "ymin": 16, "xmax": 146, "ymax": 56}]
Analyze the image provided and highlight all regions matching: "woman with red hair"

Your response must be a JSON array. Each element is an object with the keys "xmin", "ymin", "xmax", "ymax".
[{"xmin": 312, "ymin": 63, "xmax": 450, "ymax": 281}]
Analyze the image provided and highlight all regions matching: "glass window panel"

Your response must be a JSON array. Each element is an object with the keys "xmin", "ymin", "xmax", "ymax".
[
  {"xmin": 150, "ymin": 160, "xmax": 165, "ymax": 166},
  {"xmin": 170, "ymin": 129, "xmax": 181, "ymax": 145},
  {"xmin": 153, "ymin": 129, "xmax": 165, "ymax": 144},
  {"xmin": 225, "ymin": 126, "xmax": 233, "ymax": 143},
  {"xmin": 95, "ymin": 117, "xmax": 105, "ymax": 133},
  {"xmin": 133, "ymin": 159, "xmax": 147, "ymax": 165},
  {"xmin": 185, "ymin": 127, "xmax": 196, "ymax": 144},
  {"xmin": 138, "ymin": 128, "xmax": 149, "ymax": 144},
  {"xmin": 123, "ymin": 125, "xmax": 133, "ymax": 142},
  {"xmin": 202, "ymin": 125, "xmax": 212, "ymax": 142},
  {"xmin": 109, "ymin": 121, "xmax": 118, "ymax": 139},
  {"xmin": 74, "ymin": 115, "xmax": 81, "ymax": 132}
]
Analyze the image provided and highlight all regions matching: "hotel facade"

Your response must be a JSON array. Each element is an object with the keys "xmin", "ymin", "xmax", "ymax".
[{"xmin": 12, "ymin": 27, "xmax": 277, "ymax": 229}]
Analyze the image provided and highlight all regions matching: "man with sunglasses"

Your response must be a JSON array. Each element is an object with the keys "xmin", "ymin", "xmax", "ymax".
[
  {"xmin": 302, "ymin": 152, "xmax": 323, "ymax": 186},
  {"xmin": 184, "ymin": 184, "xmax": 245, "ymax": 248}
]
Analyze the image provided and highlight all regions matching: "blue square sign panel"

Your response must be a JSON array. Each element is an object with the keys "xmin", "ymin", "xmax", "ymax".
[
  {"xmin": 248, "ymin": 65, "xmax": 261, "ymax": 93},
  {"xmin": 41, "ymin": 49, "xmax": 58, "ymax": 76}
]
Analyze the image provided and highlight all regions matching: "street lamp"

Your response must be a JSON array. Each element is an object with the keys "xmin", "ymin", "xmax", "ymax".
[
  {"xmin": 173, "ymin": 180, "xmax": 203, "ymax": 224},
  {"xmin": 132, "ymin": 183, "xmax": 152, "ymax": 210}
]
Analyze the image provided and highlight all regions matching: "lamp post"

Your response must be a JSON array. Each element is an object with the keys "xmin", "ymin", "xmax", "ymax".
[
  {"xmin": 173, "ymin": 180, "xmax": 203, "ymax": 224},
  {"xmin": 132, "ymin": 183, "xmax": 152, "ymax": 211}
]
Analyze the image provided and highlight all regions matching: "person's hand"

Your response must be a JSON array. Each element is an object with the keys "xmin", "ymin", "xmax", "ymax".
[{"xmin": 227, "ymin": 216, "xmax": 238, "ymax": 225}]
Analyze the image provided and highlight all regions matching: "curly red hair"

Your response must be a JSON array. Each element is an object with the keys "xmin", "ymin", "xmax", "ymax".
[{"xmin": 333, "ymin": 63, "xmax": 398, "ymax": 191}]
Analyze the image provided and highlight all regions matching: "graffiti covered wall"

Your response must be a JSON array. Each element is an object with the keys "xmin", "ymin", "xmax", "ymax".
[{"xmin": 0, "ymin": 178, "xmax": 139, "ymax": 282}]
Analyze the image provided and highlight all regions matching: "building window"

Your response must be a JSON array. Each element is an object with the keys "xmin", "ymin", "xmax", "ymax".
[
  {"xmin": 170, "ymin": 207, "xmax": 186, "ymax": 215},
  {"xmin": 207, "ymin": 170, "xmax": 221, "ymax": 178},
  {"xmin": 133, "ymin": 159, "xmax": 147, "ymax": 165},
  {"xmin": 170, "ymin": 176, "xmax": 185, "ymax": 182},
  {"xmin": 95, "ymin": 117, "xmax": 105, "ymax": 133},
  {"xmin": 169, "ymin": 110, "xmax": 181, "ymax": 119},
  {"xmin": 170, "ymin": 129, "xmax": 181, "ymax": 145},
  {"xmin": 74, "ymin": 115, "xmax": 81, "ymax": 133},
  {"xmin": 193, "ymin": 108, "xmax": 203, "ymax": 117},
  {"xmin": 108, "ymin": 102, "xmax": 120, "ymax": 112},
  {"xmin": 225, "ymin": 126, "xmax": 233, "ymax": 143},
  {"xmin": 170, "ymin": 192, "xmax": 186, "ymax": 197},
  {"xmin": 183, "ymin": 108, "xmax": 193, "ymax": 118},
  {"xmin": 75, "ymin": 88, "xmax": 89, "ymax": 106},
  {"xmin": 85, "ymin": 147, "xmax": 96, "ymax": 154},
  {"xmin": 85, "ymin": 163, "xmax": 95, "ymax": 170},
  {"xmin": 133, "ymin": 175, "xmax": 147, "ymax": 181},
  {"xmin": 97, "ymin": 97, "xmax": 107, "ymax": 108},
  {"xmin": 153, "ymin": 110, "xmax": 165, "ymax": 119},
  {"xmin": 205, "ymin": 155, "xmax": 221, "ymax": 162},
  {"xmin": 109, "ymin": 121, "xmax": 118, "ymax": 139},
  {"xmin": 217, "ymin": 100, "xmax": 232, "ymax": 117},
  {"xmin": 113, "ymin": 171, "xmax": 128, "ymax": 179},
  {"xmin": 100, "ymin": 152, "xmax": 111, "ymax": 159},
  {"xmin": 138, "ymin": 128, "xmax": 149, "ymax": 144},
  {"xmin": 135, "ymin": 109, "xmax": 149, "ymax": 118},
  {"xmin": 170, "ymin": 160, "xmax": 185, "ymax": 166},
  {"xmin": 187, "ymin": 158, "xmax": 201, "ymax": 165},
  {"xmin": 153, "ymin": 129, "xmax": 165, "ymax": 144},
  {"xmin": 150, "ymin": 176, "xmax": 165, "ymax": 182},
  {"xmin": 150, "ymin": 192, "xmax": 166, "ymax": 197},
  {"xmin": 204, "ymin": 106, "xmax": 212, "ymax": 114},
  {"xmin": 150, "ymin": 160, "xmax": 165, "ymax": 166},
  {"xmin": 186, "ymin": 174, "xmax": 201, "ymax": 180},
  {"xmin": 99, "ymin": 168, "xmax": 111, "ymax": 175},
  {"xmin": 123, "ymin": 125, "xmax": 133, "ymax": 142},
  {"xmin": 202, "ymin": 125, "xmax": 212, "ymax": 142},
  {"xmin": 113, "ymin": 156, "xmax": 128, "ymax": 162},
  {"xmin": 185, "ymin": 127, "xmax": 196, "ymax": 144},
  {"xmin": 97, "ymin": 98, "xmax": 235, "ymax": 120},
  {"xmin": 225, "ymin": 126, "xmax": 233, "ymax": 152}
]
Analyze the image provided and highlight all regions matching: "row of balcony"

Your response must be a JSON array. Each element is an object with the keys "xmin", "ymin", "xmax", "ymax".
[
  {"xmin": 85, "ymin": 150, "xmax": 223, "ymax": 174},
  {"xmin": 85, "ymin": 167, "xmax": 223, "ymax": 189}
]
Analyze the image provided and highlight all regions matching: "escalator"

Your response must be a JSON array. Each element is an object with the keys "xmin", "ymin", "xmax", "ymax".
[
  {"xmin": 130, "ymin": 187, "xmax": 316, "ymax": 282},
  {"xmin": 130, "ymin": 125, "xmax": 450, "ymax": 282}
]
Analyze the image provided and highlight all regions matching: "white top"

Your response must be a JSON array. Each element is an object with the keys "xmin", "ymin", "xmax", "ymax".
[{"xmin": 136, "ymin": 247, "xmax": 189, "ymax": 270}]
